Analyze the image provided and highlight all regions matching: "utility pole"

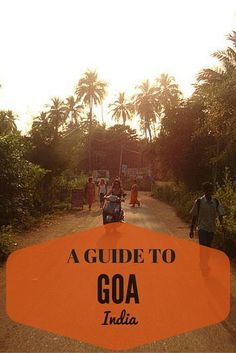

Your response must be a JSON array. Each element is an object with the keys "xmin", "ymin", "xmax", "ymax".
[{"xmin": 119, "ymin": 145, "xmax": 123, "ymax": 177}]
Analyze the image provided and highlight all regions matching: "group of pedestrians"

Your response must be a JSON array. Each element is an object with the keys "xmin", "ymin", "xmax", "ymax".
[
  {"xmin": 84, "ymin": 176, "xmax": 141, "ymax": 211},
  {"xmin": 85, "ymin": 176, "xmax": 225, "ymax": 252}
]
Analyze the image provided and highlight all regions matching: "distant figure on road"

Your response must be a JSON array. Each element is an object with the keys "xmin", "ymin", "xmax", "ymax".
[
  {"xmin": 85, "ymin": 177, "xmax": 95, "ymax": 211},
  {"xmin": 98, "ymin": 178, "xmax": 107, "ymax": 208},
  {"xmin": 189, "ymin": 182, "xmax": 225, "ymax": 247},
  {"xmin": 129, "ymin": 180, "xmax": 140, "ymax": 207}
]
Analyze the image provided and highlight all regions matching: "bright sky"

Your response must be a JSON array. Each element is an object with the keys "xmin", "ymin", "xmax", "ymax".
[{"xmin": 0, "ymin": 0, "xmax": 236, "ymax": 133}]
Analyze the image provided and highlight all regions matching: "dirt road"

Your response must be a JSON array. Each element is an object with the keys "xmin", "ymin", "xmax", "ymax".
[{"xmin": 0, "ymin": 192, "xmax": 236, "ymax": 352}]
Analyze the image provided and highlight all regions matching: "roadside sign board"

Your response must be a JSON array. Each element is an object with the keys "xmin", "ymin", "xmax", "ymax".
[{"xmin": 121, "ymin": 164, "xmax": 128, "ymax": 175}]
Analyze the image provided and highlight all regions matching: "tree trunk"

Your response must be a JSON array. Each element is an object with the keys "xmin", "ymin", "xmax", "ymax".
[{"xmin": 147, "ymin": 123, "xmax": 152, "ymax": 142}]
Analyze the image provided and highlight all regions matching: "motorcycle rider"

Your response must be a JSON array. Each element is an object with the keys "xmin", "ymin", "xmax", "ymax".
[
  {"xmin": 107, "ymin": 178, "xmax": 124, "ymax": 197},
  {"xmin": 103, "ymin": 179, "xmax": 125, "ymax": 223}
]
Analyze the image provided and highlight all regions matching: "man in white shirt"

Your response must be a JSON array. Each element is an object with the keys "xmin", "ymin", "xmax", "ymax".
[{"xmin": 189, "ymin": 182, "xmax": 225, "ymax": 247}]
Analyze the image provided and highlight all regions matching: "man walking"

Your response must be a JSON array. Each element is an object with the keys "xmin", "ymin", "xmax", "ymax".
[{"xmin": 189, "ymin": 182, "xmax": 225, "ymax": 247}]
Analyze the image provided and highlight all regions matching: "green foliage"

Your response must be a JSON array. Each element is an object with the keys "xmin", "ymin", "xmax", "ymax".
[
  {"xmin": 0, "ymin": 110, "xmax": 18, "ymax": 136},
  {"xmin": 0, "ymin": 135, "xmax": 47, "ymax": 228},
  {"xmin": 215, "ymin": 168, "xmax": 236, "ymax": 233},
  {"xmin": 51, "ymin": 172, "xmax": 87, "ymax": 202},
  {"xmin": 151, "ymin": 31, "xmax": 236, "ymax": 190},
  {"xmin": 75, "ymin": 70, "xmax": 108, "ymax": 107},
  {"xmin": 0, "ymin": 226, "xmax": 16, "ymax": 261},
  {"xmin": 152, "ymin": 183, "xmax": 199, "ymax": 222},
  {"xmin": 109, "ymin": 92, "xmax": 134, "ymax": 125},
  {"xmin": 214, "ymin": 169, "xmax": 236, "ymax": 256},
  {"xmin": 133, "ymin": 80, "xmax": 160, "ymax": 141},
  {"xmin": 69, "ymin": 174, "xmax": 87, "ymax": 189},
  {"xmin": 155, "ymin": 100, "xmax": 215, "ymax": 190},
  {"xmin": 133, "ymin": 75, "xmax": 182, "ymax": 141}
]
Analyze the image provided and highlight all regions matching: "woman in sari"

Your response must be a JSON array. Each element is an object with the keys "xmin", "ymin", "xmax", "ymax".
[
  {"xmin": 130, "ymin": 179, "xmax": 140, "ymax": 207},
  {"xmin": 85, "ymin": 177, "xmax": 95, "ymax": 211}
]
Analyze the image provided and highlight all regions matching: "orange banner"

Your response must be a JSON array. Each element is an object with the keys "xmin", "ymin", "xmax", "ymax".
[{"xmin": 6, "ymin": 223, "xmax": 230, "ymax": 350}]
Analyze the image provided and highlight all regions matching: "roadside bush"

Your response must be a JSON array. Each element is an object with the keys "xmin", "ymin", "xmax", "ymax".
[
  {"xmin": 152, "ymin": 183, "xmax": 199, "ymax": 222},
  {"xmin": 214, "ymin": 169, "xmax": 236, "ymax": 257},
  {"xmin": 0, "ymin": 135, "xmax": 47, "ymax": 228},
  {"xmin": 0, "ymin": 226, "xmax": 16, "ymax": 262},
  {"xmin": 51, "ymin": 172, "xmax": 87, "ymax": 203},
  {"xmin": 215, "ymin": 169, "xmax": 236, "ymax": 235},
  {"xmin": 0, "ymin": 135, "xmax": 88, "ymax": 236}
]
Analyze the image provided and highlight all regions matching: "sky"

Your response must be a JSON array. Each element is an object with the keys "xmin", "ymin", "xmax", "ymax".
[{"xmin": 0, "ymin": 0, "xmax": 236, "ymax": 133}]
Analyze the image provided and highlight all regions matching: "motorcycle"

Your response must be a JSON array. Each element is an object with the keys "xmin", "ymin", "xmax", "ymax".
[{"xmin": 102, "ymin": 194, "xmax": 126, "ymax": 224}]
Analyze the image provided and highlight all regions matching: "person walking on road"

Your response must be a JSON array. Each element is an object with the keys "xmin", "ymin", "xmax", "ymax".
[
  {"xmin": 98, "ymin": 178, "xmax": 107, "ymax": 208},
  {"xmin": 85, "ymin": 176, "xmax": 96, "ymax": 211},
  {"xmin": 129, "ymin": 179, "xmax": 140, "ymax": 207},
  {"xmin": 189, "ymin": 182, "xmax": 225, "ymax": 247}
]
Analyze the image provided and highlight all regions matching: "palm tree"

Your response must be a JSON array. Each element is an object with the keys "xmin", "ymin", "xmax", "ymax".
[
  {"xmin": 64, "ymin": 96, "xmax": 83, "ymax": 127},
  {"xmin": 31, "ymin": 111, "xmax": 54, "ymax": 143},
  {"xmin": 196, "ymin": 31, "xmax": 236, "ymax": 87},
  {"xmin": 75, "ymin": 70, "xmax": 107, "ymax": 171},
  {"xmin": 75, "ymin": 70, "xmax": 107, "ymax": 125},
  {"xmin": 47, "ymin": 97, "xmax": 66, "ymax": 140},
  {"xmin": 32, "ymin": 111, "xmax": 48, "ymax": 128},
  {"xmin": 133, "ymin": 80, "xmax": 159, "ymax": 141},
  {"xmin": 213, "ymin": 31, "xmax": 236, "ymax": 71},
  {"xmin": 194, "ymin": 31, "xmax": 236, "ymax": 185},
  {"xmin": 155, "ymin": 73, "xmax": 182, "ymax": 112},
  {"xmin": 0, "ymin": 110, "xmax": 17, "ymax": 135},
  {"xmin": 109, "ymin": 92, "xmax": 134, "ymax": 125}
]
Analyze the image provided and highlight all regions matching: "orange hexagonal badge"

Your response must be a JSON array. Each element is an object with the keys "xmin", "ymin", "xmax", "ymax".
[{"xmin": 6, "ymin": 223, "xmax": 230, "ymax": 350}]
